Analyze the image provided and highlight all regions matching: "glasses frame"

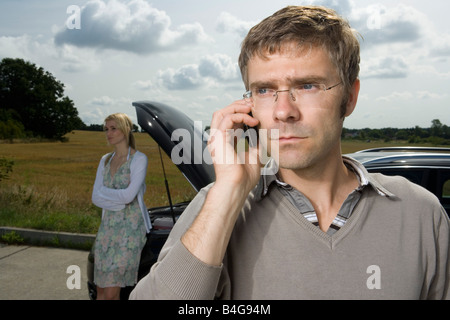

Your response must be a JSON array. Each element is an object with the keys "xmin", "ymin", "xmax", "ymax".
[{"xmin": 243, "ymin": 82, "xmax": 342, "ymax": 103}]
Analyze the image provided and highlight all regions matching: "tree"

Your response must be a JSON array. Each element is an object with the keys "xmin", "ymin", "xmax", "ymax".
[
  {"xmin": 0, "ymin": 58, "xmax": 85, "ymax": 140},
  {"xmin": 431, "ymin": 119, "xmax": 443, "ymax": 137}
]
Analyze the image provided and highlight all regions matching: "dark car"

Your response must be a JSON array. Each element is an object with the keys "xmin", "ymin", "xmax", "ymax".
[
  {"xmin": 87, "ymin": 101, "xmax": 450, "ymax": 299},
  {"xmin": 346, "ymin": 147, "xmax": 450, "ymax": 215}
]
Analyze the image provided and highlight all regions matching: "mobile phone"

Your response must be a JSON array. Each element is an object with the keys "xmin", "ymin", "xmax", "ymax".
[{"xmin": 244, "ymin": 112, "xmax": 258, "ymax": 147}]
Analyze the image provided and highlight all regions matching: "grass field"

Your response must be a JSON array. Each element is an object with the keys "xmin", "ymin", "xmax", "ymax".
[
  {"xmin": 0, "ymin": 131, "xmax": 443, "ymax": 235},
  {"xmin": 0, "ymin": 130, "xmax": 196, "ymax": 234}
]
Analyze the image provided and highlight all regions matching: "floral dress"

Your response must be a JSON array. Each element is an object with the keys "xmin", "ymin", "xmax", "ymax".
[{"xmin": 94, "ymin": 153, "xmax": 147, "ymax": 288}]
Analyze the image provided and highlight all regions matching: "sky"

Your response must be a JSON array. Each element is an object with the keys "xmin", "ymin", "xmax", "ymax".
[{"xmin": 0, "ymin": 0, "xmax": 449, "ymax": 129}]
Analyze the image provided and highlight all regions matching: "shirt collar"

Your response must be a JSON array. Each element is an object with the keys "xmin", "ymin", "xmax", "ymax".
[
  {"xmin": 254, "ymin": 156, "xmax": 396, "ymax": 201},
  {"xmin": 342, "ymin": 156, "xmax": 396, "ymax": 197}
]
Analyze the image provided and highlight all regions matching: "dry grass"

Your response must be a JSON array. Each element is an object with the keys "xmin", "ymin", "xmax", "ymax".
[{"xmin": 0, "ymin": 130, "xmax": 196, "ymax": 233}]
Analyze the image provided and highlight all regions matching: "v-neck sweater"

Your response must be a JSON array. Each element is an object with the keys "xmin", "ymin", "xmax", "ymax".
[{"xmin": 130, "ymin": 169, "xmax": 449, "ymax": 300}]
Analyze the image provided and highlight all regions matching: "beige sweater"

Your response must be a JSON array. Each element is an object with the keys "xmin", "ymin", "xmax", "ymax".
[{"xmin": 130, "ymin": 172, "xmax": 449, "ymax": 300}]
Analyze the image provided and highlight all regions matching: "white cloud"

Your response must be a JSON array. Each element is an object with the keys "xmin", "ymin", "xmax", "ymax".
[
  {"xmin": 352, "ymin": 4, "xmax": 426, "ymax": 46},
  {"xmin": 304, "ymin": 0, "xmax": 353, "ymax": 16},
  {"xmin": 376, "ymin": 91, "xmax": 414, "ymax": 102},
  {"xmin": 0, "ymin": 33, "xmax": 100, "ymax": 74},
  {"xmin": 429, "ymin": 33, "xmax": 450, "ymax": 60},
  {"xmin": 89, "ymin": 96, "xmax": 116, "ymax": 106},
  {"xmin": 131, "ymin": 80, "xmax": 155, "ymax": 91},
  {"xmin": 375, "ymin": 90, "xmax": 447, "ymax": 103},
  {"xmin": 54, "ymin": 0, "xmax": 210, "ymax": 54},
  {"xmin": 198, "ymin": 54, "xmax": 240, "ymax": 81},
  {"xmin": 216, "ymin": 12, "xmax": 257, "ymax": 38},
  {"xmin": 81, "ymin": 95, "xmax": 134, "ymax": 124},
  {"xmin": 152, "ymin": 54, "xmax": 240, "ymax": 90},
  {"xmin": 303, "ymin": 1, "xmax": 450, "ymax": 76},
  {"xmin": 81, "ymin": 107, "xmax": 107, "ymax": 125},
  {"xmin": 361, "ymin": 56, "xmax": 408, "ymax": 79},
  {"xmin": 0, "ymin": 34, "xmax": 37, "ymax": 60},
  {"xmin": 157, "ymin": 64, "xmax": 203, "ymax": 90},
  {"xmin": 417, "ymin": 91, "xmax": 447, "ymax": 100}
]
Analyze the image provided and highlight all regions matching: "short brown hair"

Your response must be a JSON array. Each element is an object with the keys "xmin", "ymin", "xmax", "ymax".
[{"xmin": 239, "ymin": 6, "xmax": 360, "ymax": 110}]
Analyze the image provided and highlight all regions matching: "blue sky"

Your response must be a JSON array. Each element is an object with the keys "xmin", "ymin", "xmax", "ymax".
[{"xmin": 0, "ymin": 0, "xmax": 449, "ymax": 129}]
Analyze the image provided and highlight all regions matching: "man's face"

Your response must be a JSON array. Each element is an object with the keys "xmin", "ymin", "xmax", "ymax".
[{"xmin": 247, "ymin": 45, "xmax": 353, "ymax": 172}]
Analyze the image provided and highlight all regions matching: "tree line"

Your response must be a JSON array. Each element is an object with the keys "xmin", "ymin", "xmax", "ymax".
[
  {"xmin": 342, "ymin": 119, "xmax": 450, "ymax": 145},
  {"xmin": 78, "ymin": 123, "xmax": 140, "ymax": 132}
]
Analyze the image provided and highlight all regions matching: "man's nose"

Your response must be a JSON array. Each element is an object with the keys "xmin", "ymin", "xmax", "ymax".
[{"xmin": 273, "ymin": 90, "xmax": 300, "ymax": 122}]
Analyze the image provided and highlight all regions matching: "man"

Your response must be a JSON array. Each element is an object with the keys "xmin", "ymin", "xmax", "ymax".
[{"xmin": 130, "ymin": 6, "xmax": 449, "ymax": 299}]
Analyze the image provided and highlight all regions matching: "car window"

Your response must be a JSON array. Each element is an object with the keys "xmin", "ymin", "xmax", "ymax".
[
  {"xmin": 368, "ymin": 167, "xmax": 450, "ymax": 217},
  {"xmin": 439, "ymin": 171, "xmax": 450, "ymax": 216},
  {"xmin": 443, "ymin": 180, "xmax": 450, "ymax": 199},
  {"xmin": 368, "ymin": 168, "xmax": 425, "ymax": 186}
]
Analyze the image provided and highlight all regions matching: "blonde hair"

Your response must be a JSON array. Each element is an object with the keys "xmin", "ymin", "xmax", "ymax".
[
  {"xmin": 103, "ymin": 113, "xmax": 136, "ymax": 162},
  {"xmin": 239, "ymin": 6, "xmax": 361, "ymax": 117}
]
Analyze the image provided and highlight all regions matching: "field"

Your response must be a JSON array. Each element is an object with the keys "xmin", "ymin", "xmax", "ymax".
[
  {"xmin": 0, "ymin": 130, "xmax": 196, "ymax": 234},
  {"xmin": 0, "ymin": 131, "xmax": 442, "ymax": 235}
]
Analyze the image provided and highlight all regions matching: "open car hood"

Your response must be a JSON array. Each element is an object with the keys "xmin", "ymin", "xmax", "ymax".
[{"xmin": 133, "ymin": 100, "xmax": 215, "ymax": 191}]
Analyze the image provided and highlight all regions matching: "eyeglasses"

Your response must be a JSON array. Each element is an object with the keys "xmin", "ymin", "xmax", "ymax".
[{"xmin": 243, "ymin": 82, "xmax": 342, "ymax": 108}]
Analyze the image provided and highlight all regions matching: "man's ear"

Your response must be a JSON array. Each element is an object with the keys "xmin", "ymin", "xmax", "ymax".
[{"xmin": 344, "ymin": 79, "xmax": 360, "ymax": 117}]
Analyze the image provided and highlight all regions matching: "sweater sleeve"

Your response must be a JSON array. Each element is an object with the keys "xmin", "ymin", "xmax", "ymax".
[
  {"xmin": 91, "ymin": 154, "xmax": 125, "ymax": 211},
  {"xmin": 129, "ymin": 185, "xmax": 224, "ymax": 300},
  {"xmin": 95, "ymin": 152, "xmax": 148, "ymax": 206},
  {"xmin": 428, "ymin": 205, "xmax": 450, "ymax": 300}
]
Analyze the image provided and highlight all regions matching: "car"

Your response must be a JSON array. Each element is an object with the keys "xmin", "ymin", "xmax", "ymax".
[
  {"xmin": 346, "ymin": 147, "xmax": 450, "ymax": 215},
  {"xmin": 87, "ymin": 101, "xmax": 450, "ymax": 299}
]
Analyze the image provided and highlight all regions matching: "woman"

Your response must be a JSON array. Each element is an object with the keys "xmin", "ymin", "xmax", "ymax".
[{"xmin": 92, "ymin": 113, "xmax": 151, "ymax": 300}]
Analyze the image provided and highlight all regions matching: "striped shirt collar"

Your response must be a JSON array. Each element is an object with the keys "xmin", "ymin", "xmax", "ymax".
[{"xmin": 255, "ymin": 156, "xmax": 396, "ymax": 201}]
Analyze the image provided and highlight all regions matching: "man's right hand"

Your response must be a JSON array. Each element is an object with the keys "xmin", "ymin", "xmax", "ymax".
[
  {"xmin": 181, "ymin": 99, "xmax": 261, "ymax": 266},
  {"xmin": 208, "ymin": 99, "xmax": 261, "ymax": 194}
]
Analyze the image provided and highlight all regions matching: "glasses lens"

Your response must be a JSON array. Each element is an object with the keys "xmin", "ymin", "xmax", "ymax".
[
  {"xmin": 250, "ymin": 87, "xmax": 321, "ymax": 108},
  {"xmin": 244, "ymin": 83, "xmax": 340, "ymax": 108}
]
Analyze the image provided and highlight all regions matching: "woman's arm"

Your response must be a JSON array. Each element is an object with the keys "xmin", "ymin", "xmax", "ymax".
[
  {"xmin": 92, "ymin": 154, "xmax": 125, "ymax": 210},
  {"xmin": 95, "ymin": 152, "xmax": 148, "ymax": 205}
]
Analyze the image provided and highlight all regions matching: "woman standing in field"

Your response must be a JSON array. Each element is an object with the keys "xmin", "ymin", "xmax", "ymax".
[{"xmin": 91, "ymin": 113, "xmax": 151, "ymax": 300}]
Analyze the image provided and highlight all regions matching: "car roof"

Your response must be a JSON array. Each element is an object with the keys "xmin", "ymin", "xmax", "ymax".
[{"xmin": 345, "ymin": 147, "xmax": 450, "ymax": 168}]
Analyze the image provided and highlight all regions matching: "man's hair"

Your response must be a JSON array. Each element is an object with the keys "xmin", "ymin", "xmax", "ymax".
[{"xmin": 239, "ymin": 6, "xmax": 361, "ymax": 113}]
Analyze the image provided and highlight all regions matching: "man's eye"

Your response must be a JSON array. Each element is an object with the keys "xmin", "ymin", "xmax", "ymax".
[
  {"xmin": 256, "ymin": 88, "xmax": 273, "ymax": 96},
  {"xmin": 257, "ymin": 88, "xmax": 268, "ymax": 95},
  {"xmin": 302, "ymin": 84, "xmax": 315, "ymax": 90}
]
